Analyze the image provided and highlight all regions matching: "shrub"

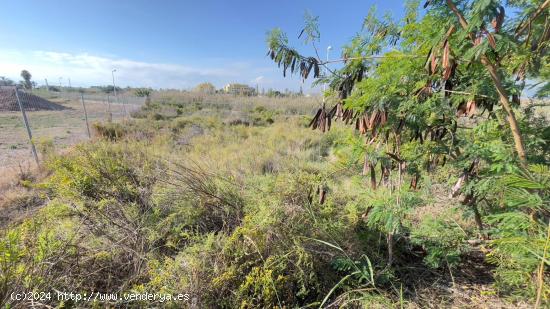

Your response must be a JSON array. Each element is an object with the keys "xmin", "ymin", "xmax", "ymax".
[{"xmin": 92, "ymin": 122, "xmax": 127, "ymax": 140}]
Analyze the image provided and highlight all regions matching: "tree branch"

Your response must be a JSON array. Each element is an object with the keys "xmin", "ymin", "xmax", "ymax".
[
  {"xmin": 515, "ymin": 0, "xmax": 550, "ymax": 38},
  {"xmin": 445, "ymin": 0, "xmax": 527, "ymax": 163}
]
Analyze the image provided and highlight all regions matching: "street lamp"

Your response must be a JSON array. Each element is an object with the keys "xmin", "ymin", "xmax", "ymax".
[
  {"xmin": 323, "ymin": 46, "xmax": 332, "ymax": 101},
  {"xmin": 112, "ymin": 69, "xmax": 119, "ymax": 104}
]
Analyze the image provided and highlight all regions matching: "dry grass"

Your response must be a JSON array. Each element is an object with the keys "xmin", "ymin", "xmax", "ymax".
[
  {"xmin": 0, "ymin": 96, "xmax": 139, "ymax": 176},
  {"xmin": 152, "ymin": 91, "xmax": 322, "ymax": 115},
  {"xmin": 0, "ymin": 162, "xmax": 47, "ymax": 227}
]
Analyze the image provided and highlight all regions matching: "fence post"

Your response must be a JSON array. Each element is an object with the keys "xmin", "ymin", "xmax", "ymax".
[
  {"xmin": 14, "ymin": 87, "xmax": 39, "ymax": 166},
  {"xmin": 122, "ymin": 96, "xmax": 128, "ymax": 119},
  {"xmin": 107, "ymin": 95, "xmax": 112, "ymax": 122},
  {"xmin": 81, "ymin": 93, "xmax": 91, "ymax": 138}
]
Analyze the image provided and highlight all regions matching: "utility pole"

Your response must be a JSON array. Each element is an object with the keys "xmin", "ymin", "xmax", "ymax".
[
  {"xmin": 80, "ymin": 93, "xmax": 91, "ymax": 138},
  {"xmin": 14, "ymin": 87, "xmax": 39, "ymax": 166},
  {"xmin": 323, "ymin": 46, "xmax": 332, "ymax": 102},
  {"xmin": 112, "ymin": 69, "xmax": 119, "ymax": 104},
  {"xmin": 107, "ymin": 95, "xmax": 112, "ymax": 122},
  {"xmin": 319, "ymin": 45, "xmax": 331, "ymax": 161},
  {"xmin": 45, "ymin": 78, "xmax": 49, "ymax": 92},
  {"xmin": 68, "ymin": 78, "xmax": 72, "ymax": 89}
]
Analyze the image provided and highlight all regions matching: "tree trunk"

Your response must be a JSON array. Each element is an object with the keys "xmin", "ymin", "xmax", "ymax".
[
  {"xmin": 481, "ymin": 56, "xmax": 527, "ymax": 164},
  {"xmin": 446, "ymin": 0, "xmax": 528, "ymax": 164},
  {"xmin": 387, "ymin": 233, "xmax": 394, "ymax": 267}
]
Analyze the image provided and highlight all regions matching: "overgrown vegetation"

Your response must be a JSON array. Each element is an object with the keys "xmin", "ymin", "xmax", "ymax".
[
  {"xmin": 0, "ymin": 1, "xmax": 548, "ymax": 308},
  {"xmin": 264, "ymin": 0, "xmax": 549, "ymax": 306}
]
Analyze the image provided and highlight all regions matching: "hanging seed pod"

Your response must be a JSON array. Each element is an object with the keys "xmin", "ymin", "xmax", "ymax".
[
  {"xmin": 410, "ymin": 173, "xmax": 420, "ymax": 190},
  {"xmin": 371, "ymin": 112, "xmax": 382, "ymax": 136},
  {"xmin": 486, "ymin": 32, "xmax": 497, "ymax": 49},
  {"xmin": 492, "ymin": 6, "xmax": 505, "ymax": 33},
  {"xmin": 443, "ymin": 61, "xmax": 455, "ymax": 80},
  {"xmin": 368, "ymin": 111, "xmax": 378, "ymax": 129},
  {"xmin": 319, "ymin": 108, "xmax": 326, "ymax": 132},
  {"xmin": 466, "ymin": 100, "xmax": 477, "ymax": 117},
  {"xmin": 430, "ymin": 51, "xmax": 438, "ymax": 74},
  {"xmin": 442, "ymin": 40, "xmax": 450, "ymax": 69},
  {"xmin": 380, "ymin": 109, "xmax": 388, "ymax": 126},
  {"xmin": 328, "ymin": 103, "xmax": 338, "ymax": 119},
  {"xmin": 318, "ymin": 185, "xmax": 327, "ymax": 204},
  {"xmin": 425, "ymin": 47, "xmax": 434, "ymax": 74},
  {"xmin": 359, "ymin": 115, "xmax": 366, "ymax": 134},
  {"xmin": 309, "ymin": 108, "xmax": 322, "ymax": 129},
  {"xmin": 362, "ymin": 154, "xmax": 369, "ymax": 175},
  {"xmin": 336, "ymin": 102, "xmax": 344, "ymax": 119},
  {"xmin": 343, "ymin": 109, "xmax": 349, "ymax": 123}
]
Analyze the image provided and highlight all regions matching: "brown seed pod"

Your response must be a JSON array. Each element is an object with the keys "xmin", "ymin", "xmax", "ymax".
[
  {"xmin": 442, "ymin": 40, "xmax": 450, "ymax": 69},
  {"xmin": 466, "ymin": 100, "xmax": 477, "ymax": 117},
  {"xmin": 430, "ymin": 51, "xmax": 438, "ymax": 74},
  {"xmin": 359, "ymin": 114, "xmax": 367, "ymax": 134},
  {"xmin": 492, "ymin": 6, "xmax": 505, "ymax": 33},
  {"xmin": 443, "ymin": 61, "xmax": 456, "ymax": 81},
  {"xmin": 319, "ymin": 108, "xmax": 326, "ymax": 132},
  {"xmin": 319, "ymin": 187, "xmax": 326, "ymax": 204},
  {"xmin": 310, "ymin": 108, "xmax": 322, "ymax": 129},
  {"xmin": 380, "ymin": 109, "xmax": 388, "ymax": 126},
  {"xmin": 336, "ymin": 102, "xmax": 343, "ymax": 119}
]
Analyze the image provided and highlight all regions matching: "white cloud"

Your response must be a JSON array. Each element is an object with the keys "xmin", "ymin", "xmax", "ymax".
[
  {"xmin": 0, "ymin": 49, "xmax": 319, "ymax": 92},
  {"xmin": 0, "ymin": 49, "xmax": 254, "ymax": 89}
]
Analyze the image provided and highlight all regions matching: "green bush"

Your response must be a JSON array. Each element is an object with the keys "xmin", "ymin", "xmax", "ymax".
[{"xmin": 92, "ymin": 122, "xmax": 127, "ymax": 140}]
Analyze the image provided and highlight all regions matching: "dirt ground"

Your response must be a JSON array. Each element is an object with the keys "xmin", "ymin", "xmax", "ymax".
[{"xmin": 0, "ymin": 97, "xmax": 141, "ymax": 176}]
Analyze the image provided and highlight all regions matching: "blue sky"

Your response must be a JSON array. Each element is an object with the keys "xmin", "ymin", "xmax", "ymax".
[{"xmin": 0, "ymin": 0, "xmax": 406, "ymax": 92}]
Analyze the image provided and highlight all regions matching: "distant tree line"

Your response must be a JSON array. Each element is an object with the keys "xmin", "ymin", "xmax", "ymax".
[{"xmin": 0, "ymin": 70, "xmax": 36, "ymax": 90}]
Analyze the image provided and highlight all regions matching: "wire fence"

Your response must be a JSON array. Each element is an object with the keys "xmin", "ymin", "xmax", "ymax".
[{"xmin": 0, "ymin": 86, "xmax": 145, "ymax": 174}]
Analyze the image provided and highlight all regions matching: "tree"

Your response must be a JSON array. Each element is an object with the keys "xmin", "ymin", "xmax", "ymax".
[
  {"xmin": 0, "ymin": 76, "xmax": 14, "ymax": 86},
  {"xmin": 266, "ymin": 0, "xmax": 549, "ymax": 288},
  {"xmin": 425, "ymin": 0, "xmax": 550, "ymax": 164},
  {"xmin": 20, "ymin": 70, "xmax": 32, "ymax": 90},
  {"xmin": 267, "ymin": 0, "xmax": 549, "ymax": 165},
  {"xmin": 135, "ymin": 88, "xmax": 152, "ymax": 97},
  {"xmin": 194, "ymin": 82, "xmax": 215, "ymax": 94}
]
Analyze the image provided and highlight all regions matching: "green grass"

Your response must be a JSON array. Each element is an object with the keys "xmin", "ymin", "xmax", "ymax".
[{"xmin": 0, "ymin": 91, "xmax": 545, "ymax": 308}]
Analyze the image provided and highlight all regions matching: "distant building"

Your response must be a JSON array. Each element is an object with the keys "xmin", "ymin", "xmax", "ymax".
[{"xmin": 223, "ymin": 83, "xmax": 256, "ymax": 96}]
